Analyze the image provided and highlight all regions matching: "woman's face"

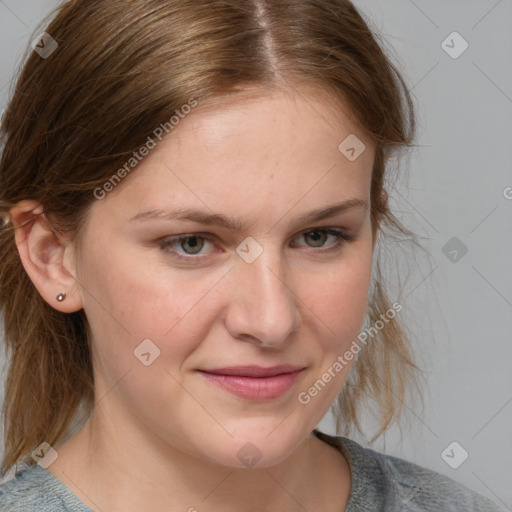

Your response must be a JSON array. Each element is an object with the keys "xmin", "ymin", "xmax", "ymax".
[{"xmin": 73, "ymin": 87, "xmax": 376, "ymax": 468}]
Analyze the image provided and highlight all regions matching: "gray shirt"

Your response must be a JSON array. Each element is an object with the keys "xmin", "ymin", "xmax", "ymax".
[{"xmin": 0, "ymin": 429, "xmax": 502, "ymax": 511}]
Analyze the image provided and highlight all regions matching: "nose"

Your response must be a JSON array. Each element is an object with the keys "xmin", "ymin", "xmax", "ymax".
[{"xmin": 224, "ymin": 245, "xmax": 302, "ymax": 349}]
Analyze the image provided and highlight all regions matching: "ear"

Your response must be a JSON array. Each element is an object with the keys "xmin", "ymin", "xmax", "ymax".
[{"xmin": 9, "ymin": 199, "xmax": 83, "ymax": 313}]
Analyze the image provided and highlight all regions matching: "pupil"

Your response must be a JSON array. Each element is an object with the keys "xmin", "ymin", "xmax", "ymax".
[
  {"xmin": 308, "ymin": 231, "xmax": 325, "ymax": 247},
  {"xmin": 185, "ymin": 236, "xmax": 202, "ymax": 253}
]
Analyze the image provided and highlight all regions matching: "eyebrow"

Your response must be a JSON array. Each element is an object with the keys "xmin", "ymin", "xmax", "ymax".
[{"xmin": 129, "ymin": 198, "xmax": 368, "ymax": 232}]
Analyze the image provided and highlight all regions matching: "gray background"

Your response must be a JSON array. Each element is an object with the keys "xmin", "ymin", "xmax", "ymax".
[{"xmin": 0, "ymin": 0, "xmax": 510, "ymax": 509}]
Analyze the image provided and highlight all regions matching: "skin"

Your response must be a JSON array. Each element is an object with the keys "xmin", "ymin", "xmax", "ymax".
[{"xmin": 11, "ymin": 85, "xmax": 378, "ymax": 512}]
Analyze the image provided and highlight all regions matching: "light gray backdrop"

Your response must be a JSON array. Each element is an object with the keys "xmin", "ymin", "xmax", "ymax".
[{"xmin": 0, "ymin": 0, "xmax": 511, "ymax": 509}]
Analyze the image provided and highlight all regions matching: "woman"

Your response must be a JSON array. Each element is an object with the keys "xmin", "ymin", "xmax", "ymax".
[{"xmin": 0, "ymin": 0, "xmax": 501, "ymax": 510}]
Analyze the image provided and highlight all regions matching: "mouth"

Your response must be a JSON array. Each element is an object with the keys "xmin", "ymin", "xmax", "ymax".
[{"xmin": 197, "ymin": 365, "xmax": 306, "ymax": 400}]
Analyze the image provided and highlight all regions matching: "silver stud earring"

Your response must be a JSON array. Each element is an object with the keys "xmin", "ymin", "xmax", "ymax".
[{"xmin": 56, "ymin": 292, "xmax": 66, "ymax": 302}]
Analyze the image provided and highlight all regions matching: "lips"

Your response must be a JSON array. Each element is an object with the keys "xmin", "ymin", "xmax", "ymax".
[
  {"xmin": 199, "ymin": 364, "xmax": 305, "ymax": 378},
  {"xmin": 197, "ymin": 365, "xmax": 306, "ymax": 400}
]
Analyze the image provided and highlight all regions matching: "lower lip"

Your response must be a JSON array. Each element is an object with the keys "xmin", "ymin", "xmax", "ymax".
[{"xmin": 198, "ymin": 370, "xmax": 304, "ymax": 400}]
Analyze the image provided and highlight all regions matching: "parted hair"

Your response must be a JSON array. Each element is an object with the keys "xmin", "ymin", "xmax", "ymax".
[{"xmin": 0, "ymin": 0, "xmax": 423, "ymax": 476}]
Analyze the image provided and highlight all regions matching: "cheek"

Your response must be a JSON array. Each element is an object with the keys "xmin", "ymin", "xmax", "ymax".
[
  {"xmin": 304, "ymin": 244, "xmax": 373, "ymax": 350},
  {"xmin": 78, "ymin": 241, "xmax": 219, "ymax": 367},
  {"xmin": 295, "ymin": 248, "xmax": 373, "ymax": 416}
]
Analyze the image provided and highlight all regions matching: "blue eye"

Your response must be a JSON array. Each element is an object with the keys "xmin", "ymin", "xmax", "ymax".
[{"xmin": 158, "ymin": 228, "xmax": 354, "ymax": 262}]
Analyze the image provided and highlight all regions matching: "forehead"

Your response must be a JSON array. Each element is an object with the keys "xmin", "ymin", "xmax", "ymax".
[
  {"xmin": 92, "ymin": 86, "xmax": 375, "ymax": 225},
  {"xmin": 173, "ymin": 85, "xmax": 370, "ymax": 153}
]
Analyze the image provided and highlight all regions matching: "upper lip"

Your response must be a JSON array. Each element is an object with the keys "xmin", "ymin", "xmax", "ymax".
[{"xmin": 198, "ymin": 365, "xmax": 305, "ymax": 378}]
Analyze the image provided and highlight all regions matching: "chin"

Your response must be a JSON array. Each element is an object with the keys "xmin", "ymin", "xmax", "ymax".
[
  {"xmin": 195, "ymin": 422, "xmax": 306, "ymax": 469},
  {"xmin": 203, "ymin": 442, "xmax": 296, "ymax": 470}
]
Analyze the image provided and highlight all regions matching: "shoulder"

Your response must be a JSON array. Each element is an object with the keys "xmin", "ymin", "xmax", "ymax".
[
  {"xmin": 313, "ymin": 429, "xmax": 502, "ymax": 512},
  {"xmin": 0, "ymin": 463, "xmax": 92, "ymax": 512},
  {"xmin": 366, "ymin": 445, "xmax": 500, "ymax": 512}
]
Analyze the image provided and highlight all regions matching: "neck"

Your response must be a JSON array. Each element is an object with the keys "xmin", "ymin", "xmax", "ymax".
[{"xmin": 48, "ymin": 410, "xmax": 350, "ymax": 512}]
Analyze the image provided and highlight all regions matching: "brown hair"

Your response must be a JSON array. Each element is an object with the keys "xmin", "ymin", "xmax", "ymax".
[{"xmin": 0, "ymin": 0, "xmax": 424, "ymax": 476}]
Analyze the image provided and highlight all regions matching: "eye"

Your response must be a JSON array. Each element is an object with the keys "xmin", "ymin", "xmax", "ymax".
[
  {"xmin": 157, "ymin": 227, "xmax": 354, "ymax": 262},
  {"xmin": 159, "ymin": 234, "xmax": 215, "ymax": 261},
  {"xmin": 292, "ymin": 228, "xmax": 353, "ymax": 251}
]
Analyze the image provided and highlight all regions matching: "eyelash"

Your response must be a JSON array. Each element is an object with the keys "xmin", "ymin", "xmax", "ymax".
[{"xmin": 157, "ymin": 228, "xmax": 354, "ymax": 262}]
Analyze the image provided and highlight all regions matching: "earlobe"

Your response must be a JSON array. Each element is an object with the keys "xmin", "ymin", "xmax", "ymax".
[{"xmin": 9, "ymin": 200, "xmax": 83, "ymax": 313}]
